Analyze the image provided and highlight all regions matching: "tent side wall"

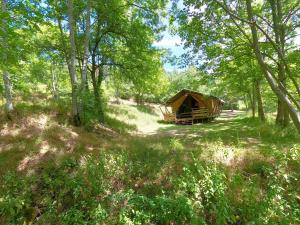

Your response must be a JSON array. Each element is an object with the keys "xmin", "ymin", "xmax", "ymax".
[
  {"xmin": 170, "ymin": 94, "xmax": 188, "ymax": 112},
  {"xmin": 206, "ymin": 98, "xmax": 223, "ymax": 116}
]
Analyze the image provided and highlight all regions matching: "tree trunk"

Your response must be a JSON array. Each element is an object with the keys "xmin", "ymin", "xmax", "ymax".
[
  {"xmin": 2, "ymin": 71, "xmax": 13, "ymax": 112},
  {"xmin": 252, "ymin": 82, "xmax": 256, "ymax": 118},
  {"xmin": 248, "ymin": 90, "xmax": 255, "ymax": 118},
  {"xmin": 91, "ymin": 67, "xmax": 104, "ymax": 123},
  {"xmin": 81, "ymin": 0, "xmax": 90, "ymax": 90},
  {"xmin": 1, "ymin": 0, "xmax": 13, "ymax": 114},
  {"xmin": 115, "ymin": 88, "xmax": 120, "ymax": 104},
  {"xmin": 243, "ymin": 95, "xmax": 249, "ymax": 110},
  {"xmin": 255, "ymin": 79, "xmax": 266, "ymax": 122},
  {"xmin": 67, "ymin": 0, "xmax": 80, "ymax": 126},
  {"xmin": 246, "ymin": 0, "xmax": 300, "ymax": 133},
  {"xmin": 269, "ymin": 0, "xmax": 290, "ymax": 127},
  {"xmin": 276, "ymin": 0, "xmax": 290, "ymax": 127},
  {"xmin": 50, "ymin": 63, "xmax": 59, "ymax": 100}
]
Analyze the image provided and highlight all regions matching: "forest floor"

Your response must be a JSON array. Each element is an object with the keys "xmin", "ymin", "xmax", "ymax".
[
  {"xmin": 0, "ymin": 96, "xmax": 300, "ymax": 224},
  {"xmin": 0, "ymin": 96, "xmax": 299, "ymax": 175}
]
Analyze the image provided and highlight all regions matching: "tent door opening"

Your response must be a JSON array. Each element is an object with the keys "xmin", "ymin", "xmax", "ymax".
[{"xmin": 177, "ymin": 95, "xmax": 198, "ymax": 118}]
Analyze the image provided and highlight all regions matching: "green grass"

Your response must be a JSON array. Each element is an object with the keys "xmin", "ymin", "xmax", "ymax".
[{"xmin": 0, "ymin": 98, "xmax": 300, "ymax": 224}]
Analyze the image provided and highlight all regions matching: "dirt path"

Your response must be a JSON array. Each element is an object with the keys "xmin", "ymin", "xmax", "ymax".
[{"xmin": 217, "ymin": 110, "xmax": 245, "ymax": 120}]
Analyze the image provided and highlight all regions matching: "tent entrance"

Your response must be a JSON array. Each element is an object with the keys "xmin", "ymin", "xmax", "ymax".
[{"xmin": 177, "ymin": 95, "xmax": 198, "ymax": 118}]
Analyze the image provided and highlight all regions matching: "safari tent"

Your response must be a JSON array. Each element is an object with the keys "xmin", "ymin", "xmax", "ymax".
[{"xmin": 161, "ymin": 89, "xmax": 224, "ymax": 125}]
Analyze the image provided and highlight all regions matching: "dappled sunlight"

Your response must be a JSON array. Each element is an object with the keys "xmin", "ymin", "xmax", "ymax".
[
  {"xmin": 1, "ymin": 99, "xmax": 299, "ymax": 224},
  {"xmin": 0, "ymin": 123, "xmax": 22, "ymax": 137},
  {"xmin": 0, "ymin": 108, "xmax": 121, "ymax": 172},
  {"xmin": 143, "ymin": 110, "xmax": 299, "ymax": 170},
  {"xmin": 2, "ymin": 0, "xmax": 300, "ymax": 222},
  {"xmin": 44, "ymin": 124, "xmax": 80, "ymax": 153},
  {"xmin": 17, "ymin": 141, "xmax": 58, "ymax": 171},
  {"xmin": 2, "ymin": 104, "xmax": 298, "ymax": 176},
  {"xmin": 107, "ymin": 100, "xmax": 170, "ymax": 135},
  {"xmin": 200, "ymin": 144, "xmax": 237, "ymax": 166}
]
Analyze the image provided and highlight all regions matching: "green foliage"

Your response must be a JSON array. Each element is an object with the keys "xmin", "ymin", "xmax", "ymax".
[
  {"xmin": 1, "ymin": 144, "xmax": 299, "ymax": 224},
  {"xmin": 165, "ymin": 67, "xmax": 212, "ymax": 97},
  {"xmin": 79, "ymin": 89, "xmax": 107, "ymax": 130},
  {"xmin": 176, "ymin": 157, "xmax": 230, "ymax": 224},
  {"xmin": 119, "ymin": 192, "xmax": 195, "ymax": 225},
  {"xmin": 107, "ymin": 63, "xmax": 170, "ymax": 104},
  {"xmin": 1, "ymin": 0, "xmax": 300, "ymax": 224},
  {"xmin": 171, "ymin": 0, "xmax": 300, "ymax": 118}
]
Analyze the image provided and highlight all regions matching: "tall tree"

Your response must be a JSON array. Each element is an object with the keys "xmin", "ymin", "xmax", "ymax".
[
  {"xmin": 245, "ymin": 0, "xmax": 300, "ymax": 132},
  {"xmin": 67, "ymin": 0, "xmax": 80, "ymax": 126},
  {"xmin": 255, "ymin": 78, "xmax": 266, "ymax": 122},
  {"xmin": 173, "ymin": 0, "xmax": 300, "ymax": 132},
  {"xmin": 269, "ymin": 0, "xmax": 289, "ymax": 126},
  {"xmin": 81, "ymin": 0, "xmax": 90, "ymax": 90},
  {"xmin": 1, "ymin": 0, "xmax": 13, "ymax": 114}
]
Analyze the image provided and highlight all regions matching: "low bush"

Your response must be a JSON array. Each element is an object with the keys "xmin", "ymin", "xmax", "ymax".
[{"xmin": 1, "ymin": 145, "xmax": 299, "ymax": 224}]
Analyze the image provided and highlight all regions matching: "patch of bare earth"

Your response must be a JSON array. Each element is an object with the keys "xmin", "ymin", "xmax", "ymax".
[{"xmin": 0, "ymin": 112, "xmax": 119, "ymax": 173}]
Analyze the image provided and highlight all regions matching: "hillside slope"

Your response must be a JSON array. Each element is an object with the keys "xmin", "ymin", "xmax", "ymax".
[{"xmin": 0, "ymin": 97, "xmax": 300, "ymax": 224}]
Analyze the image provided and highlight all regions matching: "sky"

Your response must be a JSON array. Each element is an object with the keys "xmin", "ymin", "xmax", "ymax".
[
  {"xmin": 153, "ymin": 0, "xmax": 186, "ymax": 72},
  {"xmin": 153, "ymin": 32, "xmax": 185, "ymax": 72},
  {"xmin": 154, "ymin": 2, "xmax": 300, "ymax": 72}
]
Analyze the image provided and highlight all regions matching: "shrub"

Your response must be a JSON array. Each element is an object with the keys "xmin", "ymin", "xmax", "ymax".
[{"xmin": 0, "ymin": 146, "xmax": 299, "ymax": 224}]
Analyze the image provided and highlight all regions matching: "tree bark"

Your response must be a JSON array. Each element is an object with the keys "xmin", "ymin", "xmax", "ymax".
[
  {"xmin": 2, "ymin": 71, "xmax": 13, "ymax": 112},
  {"xmin": 67, "ymin": 0, "xmax": 80, "ymax": 126},
  {"xmin": 255, "ymin": 79, "xmax": 266, "ymax": 122},
  {"xmin": 248, "ymin": 89, "xmax": 255, "ymax": 118},
  {"xmin": 115, "ymin": 88, "xmax": 120, "ymax": 104},
  {"xmin": 81, "ymin": 0, "xmax": 90, "ymax": 90},
  {"xmin": 252, "ymin": 82, "xmax": 256, "ymax": 118},
  {"xmin": 269, "ymin": 0, "xmax": 290, "ymax": 127},
  {"xmin": 246, "ymin": 0, "xmax": 300, "ymax": 133},
  {"xmin": 1, "ymin": 0, "xmax": 13, "ymax": 114},
  {"xmin": 91, "ymin": 66, "xmax": 104, "ymax": 123},
  {"xmin": 50, "ymin": 63, "xmax": 59, "ymax": 100},
  {"xmin": 243, "ymin": 95, "xmax": 249, "ymax": 110},
  {"xmin": 244, "ymin": 97, "xmax": 248, "ymax": 110}
]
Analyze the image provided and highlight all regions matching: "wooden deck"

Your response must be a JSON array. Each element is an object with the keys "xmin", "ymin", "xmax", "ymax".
[{"xmin": 162, "ymin": 107, "xmax": 221, "ymax": 125}]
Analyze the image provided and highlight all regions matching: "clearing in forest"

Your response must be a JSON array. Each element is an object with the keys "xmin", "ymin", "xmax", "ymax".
[{"xmin": 0, "ymin": 98, "xmax": 299, "ymax": 224}]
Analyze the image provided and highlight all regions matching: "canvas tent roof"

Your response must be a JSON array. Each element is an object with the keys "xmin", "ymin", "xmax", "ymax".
[{"xmin": 165, "ymin": 89, "xmax": 224, "ymax": 106}]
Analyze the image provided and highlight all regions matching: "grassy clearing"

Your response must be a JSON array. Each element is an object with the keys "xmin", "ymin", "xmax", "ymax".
[
  {"xmin": 107, "ymin": 99, "xmax": 172, "ymax": 135},
  {"xmin": 0, "ymin": 98, "xmax": 300, "ymax": 224}
]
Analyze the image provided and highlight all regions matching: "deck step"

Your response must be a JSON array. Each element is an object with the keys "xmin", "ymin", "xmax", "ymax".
[{"xmin": 175, "ymin": 117, "xmax": 193, "ymax": 125}]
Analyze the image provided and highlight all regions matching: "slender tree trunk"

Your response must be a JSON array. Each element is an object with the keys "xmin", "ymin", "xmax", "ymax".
[
  {"xmin": 50, "ymin": 63, "xmax": 59, "ymax": 100},
  {"xmin": 115, "ymin": 88, "xmax": 120, "ymax": 104},
  {"xmin": 91, "ymin": 67, "xmax": 104, "ymax": 123},
  {"xmin": 276, "ymin": 99, "xmax": 284, "ymax": 124},
  {"xmin": 252, "ymin": 82, "xmax": 256, "ymax": 118},
  {"xmin": 255, "ymin": 79, "xmax": 266, "ymax": 122},
  {"xmin": 81, "ymin": 0, "xmax": 90, "ymax": 90},
  {"xmin": 1, "ymin": 0, "xmax": 13, "ymax": 114},
  {"xmin": 243, "ymin": 95, "xmax": 249, "ymax": 110},
  {"xmin": 2, "ymin": 71, "xmax": 13, "ymax": 112},
  {"xmin": 246, "ymin": 0, "xmax": 300, "ymax": 133},
  {"xmin": 67, "ymin": 0, "xmax": 80, "ymax": 126},
  {"xmin": 248, "ymin": 90, "xmax": 255, "ymax": 118}
]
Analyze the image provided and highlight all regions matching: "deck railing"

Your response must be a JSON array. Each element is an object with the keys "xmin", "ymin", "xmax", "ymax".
[{"xmin": 162, "ymin": 107, "xmax": 222, "ymax": 123}]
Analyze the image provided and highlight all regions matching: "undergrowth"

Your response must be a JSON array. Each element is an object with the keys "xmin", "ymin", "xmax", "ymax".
[
  {"xmin": 0, "ymin": 145, "xmax": 299, "ymax": 224},
  {"xmin": 1, "ymin": 98, "xmax": 300, "ymax": 224}
]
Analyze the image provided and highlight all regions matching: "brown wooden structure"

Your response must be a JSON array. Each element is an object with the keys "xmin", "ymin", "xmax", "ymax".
[{"xmin": 160, "ymin": 89, "xmax": 224, "ymax": 125}]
